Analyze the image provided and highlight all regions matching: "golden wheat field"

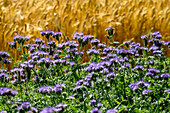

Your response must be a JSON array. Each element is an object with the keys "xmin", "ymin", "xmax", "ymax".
[{"xmin": 0, "ymin": 0, "xmax": 170, "ymax": 62}]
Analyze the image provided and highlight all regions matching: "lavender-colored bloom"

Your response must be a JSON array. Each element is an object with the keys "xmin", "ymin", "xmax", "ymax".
[
  {"xmin": 145, "ymin": 72, "xmax": 154, "ymax": 77},
  {"xmin": 0, "ymin": 87, "xmax": 18, "ymax": 96},
  {"xmin": 98, "ymin": 43, "xmax": 106, "ymax": 48},
  {"xmin": 48, "ymin": 40, "xmax": 56, "ymax": 47},
  {"xmin": 142, "ymin": 90, "xmax": 152, "ymax": 95},
  {"xmin": 85, "ymin": 74, "xmax": 91, "ymax": 81},
  {"xmin": 8, "ymin": 41, "xmax": 16, "ymax": 48},
  {"xmin": 86, "ymin": 48, "xmax": 100, "ymax": 55},
  {"xmin": 0, "ymin": 73, "xmax": 9, "ymax": 82},
  {"xmin": 89, "ymin": 99, "xmax": 97, "ymax": 106},
  {"xmin": 91, "ymin": 108, "xmax": 102, "ymax": 113},
  {"xmin": 73, "ymin": 85, "xmax": 82, "ymax": 92},
  {"xmin": 133, "ymin": 65, "xmax": 144, "ymax": 71},
  {"xmin": 40, "ymin": 30, "xmax": 54, "ymax": 40},
  {"xmin": 149, "ymin": 46, "xmax": 160, "ymax": 52},
  {"xmin": 38, "ymin": 86, "xmax": 53, "ymax": 94},
  {"xmin": 40, "ymin": 107, "xmax": 60, "ymax": 113},
  {"xmin": 18, "ymin": 102, "xmax": 31, "ymax": 111},
  {"xmin": 91, "ymin": 38, "xmax": 100, "ymax": 46},
  {"xmin": 23, "ymin": 44, "xmax": 31, "ymax": 49},
  {"xmin": 86, "ymin": 35, "xmax": 94, "ymax": 40},
  {"xmin": 123, "ymin": 41, "xmax": 131, "ymax": 45},
  {"xmin": 0, "ymin": 51, "xmax": 10, "ymax": 58},
  {"xmin": 0, "ymin": 111, "xmax": 7, "ymax": 113},
  {"xmin": 148, "ymin": 61, "xmax": 154, "ymax": 65},
  {"xmin": 141, "ymin": 35, "xmax": 148, "ymax": 40},
  {"xmin": 106, "ymin": 109, "xmax": 118, "ymax": 113},
  {"xmin": 118, "ymin": 105, "xmax": 128, "ymax": 111},
  {"xmin": 148, "ymin": 68, "xmax": 160, "ymax": 74},
  {"xmin": 10, "ymin": 68, "xmax": 23, "ymax": 74},
  {"xmin": 2, "ymin": 58, "xmax": 11, "ymax": 64},
  {"xmin": 105, "ymin": 26, "xmax": 115, "ymax": 36},
  {"xmin": 56, "ymin": 103, "xmax": 67, "ymax": 110},
  {"xmin": 76, "ymin": 79, "xmax": 84, "ymax": 86},
  {"xmin": 136, "ymin": 81, "xmax": 150, "ymax": 88},
  {"xmin": 106, "ymin": 72, "xmax": 114, "ymax": 80},
  {"xmin": 164, "ymin": 89, "xmax": 170, "ymax": 94},
  {"xmin": 52, "ymin": 32, "xmax": 62, "ymax": 41},
  {"xmin": 129, "ymin": 83, "xmax": 139, "ymax": 91},
  {"xmin": 97, "ymin": 103, "xmax": 102, "ymax": 107},
  {"xmin": 28, "ymin": 107, "xmax": 38, "ymax": 113},
  {"xmin": 13, "ymin": 35, "xmax": 29, "ymax": 44},
  {"xmin": 73, "ymin": 32, "xmax": 83, "ymax": 39},
  {"xmin": 160, "ymin": 73, "xmax": 169, "ymax": 79},
  {"xmin": 152, "ymin": 31, "xmax": 159, "ymax": 37}
]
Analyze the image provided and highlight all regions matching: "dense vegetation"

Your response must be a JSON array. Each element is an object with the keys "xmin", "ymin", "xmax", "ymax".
[{"xmin": 0, "ymin": 27, "xmax": 170, "ymax": 112}]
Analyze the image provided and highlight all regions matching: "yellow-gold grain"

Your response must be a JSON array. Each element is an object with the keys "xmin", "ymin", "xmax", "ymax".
[{"xmin": 0, "ymin": 0, "xmax": 169, "ymax": 63}]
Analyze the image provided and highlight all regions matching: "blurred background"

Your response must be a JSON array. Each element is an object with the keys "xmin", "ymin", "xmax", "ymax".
[{"xmin": 0, "ymin": 0, "xmax": 169, "ymax": 67}]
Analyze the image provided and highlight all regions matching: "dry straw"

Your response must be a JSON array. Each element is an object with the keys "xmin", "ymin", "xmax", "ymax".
[{"xmin": 0, "ymin": 0, "xmax": 169, "ymax": 65}]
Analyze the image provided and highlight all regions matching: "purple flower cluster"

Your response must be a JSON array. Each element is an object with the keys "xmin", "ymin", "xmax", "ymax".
[
  {"xmin": 90, "ymin": 108, "xmax": 102, "ymax": 113},
  {"xmin": 38, "ymin": 84, "xmax": 65, "ymax": 94},
  {"xmin": 129, "ymin": 81, "xmax": 150, "ymax": 91},
  {"xmin": 105, "ymin": 26, "xmax": 115, "ymax": 36},
  {"xmin": 89, "ymin": 99, "xmax": 102, "ymax": 107},
  {"xmin": 13, "ymin": 35, "xmax": 29, "ymax": 45},
  {"xmin": 0, "ymin": 87, "xmax": 18, "ymax": 96},
  {"xmin": 106, "ymin": 109, "xmax": 118, "ymax": 113},
  {"xmin": 0, "ymin": 73, "xmax": 9, "ymax": 82}
]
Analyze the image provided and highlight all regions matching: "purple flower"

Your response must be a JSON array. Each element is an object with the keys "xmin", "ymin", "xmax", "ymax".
[
  {"xmin": 105, "ymin": 26, "xmax": 115, "ymax": 36},
  {"xmin": 0, "ymin": 73, "xmax": 9, "ymax": 82},
  {"xmin": 145, "ymin": 72, "xmax": 154, "ymax": 77},
  {"xmin": 2, "ymin": 58, "xmax": 11, "ymax": 64},
  {"xmin": 160, "ymin": 73, "xmax": 169, "ymax": 79},
  {"xmin": 97, "ymin": 103, "xmax": 102, "ymax": 107},
  {"xmin": 38, "ymin": 86, "xmax": 53, "ymax": 94},
  {"xmin": 8, "ymin": 41, "xmax": 16, "ymax": 48},
  {"xmin": 118, "ymin": 105, "xmax": 128, "ymax": 111},
  {"xmin": 164, "ymin": 89, "xmax": 170, "ymax": 94},
  {"xmin": 40, "ymin": 107, "xmax": 60, "ymax": 113},
  {"xmin": 142, "ymin": 90, "xmax": 152, "ymax": 95},
  {"xmin": 148, "ymin": 68, "xmax": 160, "ymax": 74},
  {"xmin": 0, "ymin": 87, "xmax": 18, "ymax": 96},
  {"xmin": 0, "ymin": 111, "xmax": 7, "ymax": 113},
  {"xmin": 76, "ymin": 79, "xmax": 84, "ymax": 86},
  {"xmin": 98, "ymin": 43, "xmax": 106, "ymax": 48},
  {"xmin": 0, "ymin": 51, "xmax": 10, "ymax": 59},
  {"xmin": 106, "ymin": 109, "xmax": 118, "ymax": 113},
  {"xmin": 129, "ymin": 83, "xmax": 139, "ymax": 91},
  {"xmin": 91, "ymin": 108, "xmax": 102, "ymax": 113},
  {"xmin": 132, "ymin": 65, "xmax": 144, "ymax": 71},
  {"xmin": 89, "ymin": 99, "xmax": 97, "ymax": 106},
  {"xmin": 48, "ymin": 40, "xmax": 56, "ymax": 47},
  {"xmin": 91, "ymin": 38, "xmax": 100, "ymax": 46},
  {"xmin": 13, "ymin": 35, "xmax": 29, "ymax": 44},
  {"xmin": 52, "ymin": 32, "xmax": 62, "ymax": 41},
  {"xmin": 86, "ymin": 35, "xmax": 94, "ymax": 40},
  {"xmin": 152, "ymin": 31, "xmax": 159, "ymax": 37},
  {"xmin": 18, "ymin": 102, "xmax": 31, "ymax": 112},
  {"xmin": 141, "ymin": 35, "xmax": 148, "ymax": 40},
  {"xmin": 28, "ymin": 107, "xmax": 38, "ymax": 113}
]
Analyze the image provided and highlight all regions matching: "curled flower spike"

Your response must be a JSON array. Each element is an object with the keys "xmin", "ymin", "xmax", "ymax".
[
  {"xmin": 40, "ymin": 30, "xmax": 54, "ymax": 40},
  {"xmin": 8, "ymin": 41, "xmax": 16, "ymax": 49},
  {"xmin": 52, "ymin": 32, "xmax": 62, "ymax": 41},
  {"xmin": 105, "ymin": 26, "xmax": 115, "ymax": 36}
]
